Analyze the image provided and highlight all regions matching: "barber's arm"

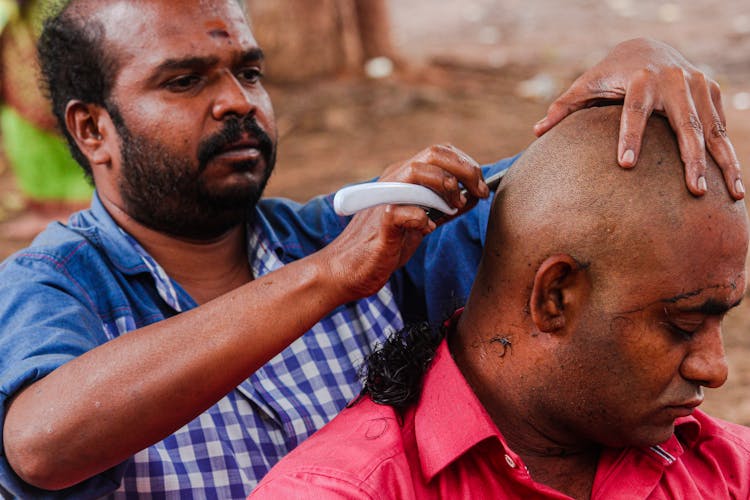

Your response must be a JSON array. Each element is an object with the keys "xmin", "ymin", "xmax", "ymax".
[
  {"xmin": 1, "ymin": 145, "xmax": 488, "ymax": 492},
  {"xmin": 534, "ymin": 37, "xmax": 743, "ymax": 200}
]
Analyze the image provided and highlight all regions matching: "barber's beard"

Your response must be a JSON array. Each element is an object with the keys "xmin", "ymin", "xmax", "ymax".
[{"xmin": 115, "ymin": 116, "xmax": 276, "ymax": 240}]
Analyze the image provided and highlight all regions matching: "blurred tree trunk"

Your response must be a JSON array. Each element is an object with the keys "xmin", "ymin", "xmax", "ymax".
[
  {"xmin": 353, "ymin": 0, "xmax": 396, "ymax": 61},
  {"xmin": 245, "ymin": 0, "xmax": 396, "ymax": 83}
]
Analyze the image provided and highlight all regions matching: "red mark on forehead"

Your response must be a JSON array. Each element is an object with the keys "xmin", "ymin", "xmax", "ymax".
[{"xmin": 205, "ymin": 20, "xmax": 230, "ymax": 38}]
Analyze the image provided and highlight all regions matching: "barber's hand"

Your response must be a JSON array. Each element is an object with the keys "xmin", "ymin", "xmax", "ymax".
[
  {"xmin": 322, "ymin": 144, "xmax": 489, "ymax": 300},
  {"xmin": 533, "ymin": 37, "xmax": 744, "ymax": 200},
  {"xmin": 378, "ymin": 143, "xmax": 490, "ymax": 216}
]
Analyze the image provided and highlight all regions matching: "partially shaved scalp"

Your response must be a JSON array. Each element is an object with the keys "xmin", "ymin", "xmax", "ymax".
[{"xmin": 476, "ymin": 105, "xmax": 748, "ymax": 303}]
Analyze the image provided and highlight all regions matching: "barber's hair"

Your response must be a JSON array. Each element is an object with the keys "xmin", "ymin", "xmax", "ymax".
[
  {"xmin": 357, "ymin": 322, "xmax": 444, "ymax": 412},
  {"xmin": 37, "ymin": 4, "xmax": 119, "ymax": 178}
]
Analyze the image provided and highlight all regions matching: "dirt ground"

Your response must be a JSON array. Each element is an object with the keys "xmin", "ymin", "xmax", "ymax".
[{"xmin": 1, "ymin": 0, "xmax": 749, "ymax": 424}]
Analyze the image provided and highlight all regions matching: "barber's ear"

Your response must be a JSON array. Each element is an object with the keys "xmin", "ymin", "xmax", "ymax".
[
  {"xmin": 65, "ymin": 100, "xmax": 114, "ymax": 169},
  {"xmin": 530, "ymin": 254, "xmax": 589, "ymax": 334}
]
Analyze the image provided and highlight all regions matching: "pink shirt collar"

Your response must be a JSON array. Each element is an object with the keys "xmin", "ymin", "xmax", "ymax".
[{"xmin": 413, "ymin": 338, "xmax": 703, "ymax": 482}]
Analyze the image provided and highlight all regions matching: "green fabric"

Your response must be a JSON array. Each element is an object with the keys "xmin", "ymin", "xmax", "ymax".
[
  {"xmin": 0, "ymin": 1, "xmax": 19, "ymax": 34},
  {"xmin": 1, "ymin": 106, "xmax": 92, "ymax": 201}
]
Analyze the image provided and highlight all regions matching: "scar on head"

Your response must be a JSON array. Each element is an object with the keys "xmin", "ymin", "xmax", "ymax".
[{"xmin": 208, "ymin": 29, "xmax": 230, "ymax": 38}]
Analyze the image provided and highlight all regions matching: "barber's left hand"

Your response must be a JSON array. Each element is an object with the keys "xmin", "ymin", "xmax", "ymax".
[{"xmin": 533, "ymin": 37, "xmax": 744, "ymax": 200}]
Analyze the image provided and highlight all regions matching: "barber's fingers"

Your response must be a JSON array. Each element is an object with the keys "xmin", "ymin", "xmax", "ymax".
[
  {"xmin": 395, "ymin": 161, "xmax": 467, "ymax": 210},
  {"xmin": 617, "ymin": 70, "xmax": 655, "ymax": 169},
  {"xmin": 658, "ymin": 67, "xmax": 745, "ymax": 199},
  {"xmin": 386, "ymin": 205, "xmax": 437, "ymax": 267},
  {"xmin": 616, "ymin": 66, "xmax": 743, "ymax": 201},
  {"xmin": 691, "ymin": 77, "xmax": 744, "ymax": 200},
  {"xmin": 659, "ymin": 68, "xmax": 709, "ymax": 197},
  {"xmin": 533, "ymin": 80, "xmax": 580, "ymax": 137},
  {"xmin": 380, "ymin": 144, "xmax": 489, "ymax": 207},
  {"xmin": 534, "ymin": 73, "xmax": 625, "ymax": 137},
  {"xmin": 363, "ymin": 204, "xmax": 436, "ymax": 268},
  {"xmin": 711, "ymin": 80, "xmax": 728, "ymax": 127},
  {"xmin": 326, "ymin": 205, "xmax": 435, "ymax": 300}
]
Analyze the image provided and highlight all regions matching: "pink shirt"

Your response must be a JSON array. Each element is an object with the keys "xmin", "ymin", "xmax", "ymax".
[{"xmin": 250, "ymin": 341, "xmax": 750, "ymax": 499}]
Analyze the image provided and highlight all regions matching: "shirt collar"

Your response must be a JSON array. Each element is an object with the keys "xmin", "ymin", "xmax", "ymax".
[
  {"xmin": 72, "ymin": 193, "xmax": 288, "ymax": 314},
  {"xmin": 69, "ymin": 192, "xmax": 151, "ymax": 274},
  {"xmin": 247, "ymin": 202, "xmax": 288, "ymax": 261},
  {"xmin": 647, "ymin": 414, "xmax": 701, "ymax": 465},
  {"xmin": 74, "ymin": 192, "xmax": 288, "ymax": 271},
  {"xmin": 414, "ymin": 339, "xmax": 504, "ymax": 480},
  {"xmin": 413, "ymin": 312, "xmax": 706, "ymax": 480}
]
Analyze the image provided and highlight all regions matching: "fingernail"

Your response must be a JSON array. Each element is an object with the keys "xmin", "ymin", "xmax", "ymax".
[
  {"xmin": 459, "ymin": 193, "xmax": 468, "ymax": 206},
  {"xmin": 736, "ymin": 179, "xmax": 745, "ymax": 194},
  {"xmin": 697, "ymin": 176, "xmax": 707, "ymax": 192},
  {"xmin": 621, "ymin": 149, "xmax": 635, "ymax": 165}
]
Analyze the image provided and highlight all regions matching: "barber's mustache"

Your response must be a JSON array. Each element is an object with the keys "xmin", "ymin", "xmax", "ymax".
[{"xmin": 197, "ymin": 116, "xmax": 275, "ymax": 171}]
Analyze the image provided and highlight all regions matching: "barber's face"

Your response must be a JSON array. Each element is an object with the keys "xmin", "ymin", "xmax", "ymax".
[
  {"xmin": 544, "ymin": 217, "xmax": 747, "ymax": 448},
  {"xmin": 97, "ymin": 0, "xmax": 277, "ymax": 239}
]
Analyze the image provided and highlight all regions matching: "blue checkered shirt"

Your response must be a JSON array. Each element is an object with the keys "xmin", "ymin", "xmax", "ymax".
[
  {"xmin": 0, "ymin": 157, "xmax": 516, "ymax": 499},
  {"xmin": 109, "ymin": 221, "xmax": 403, "ymax": 498}
]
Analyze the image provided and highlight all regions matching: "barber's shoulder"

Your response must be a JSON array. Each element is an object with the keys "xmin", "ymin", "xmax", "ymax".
[
  {"xmin": 2, "ymin": 222, "xmax": 93, "ymax": 269},
  {"xmin": 0, "ymin": 220, "xmax": 121, "ymax": 303}
]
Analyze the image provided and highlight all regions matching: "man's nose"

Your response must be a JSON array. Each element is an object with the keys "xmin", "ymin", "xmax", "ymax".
[
  {"xmin": 680, "ymin": 318, "xmax": 729, "ymax": 389},
  {"xmin": 211, "ymin": 71, "xmax": 254, "ymax": 120}
]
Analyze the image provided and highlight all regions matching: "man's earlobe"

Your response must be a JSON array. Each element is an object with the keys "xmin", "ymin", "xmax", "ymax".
[
  {"xmin": 65, "ymin": 100, "xmax": 112, "ymax": 166},
  {"xmin": 530, "ymin": 254, "xmax": 587, "ymax": 333}
]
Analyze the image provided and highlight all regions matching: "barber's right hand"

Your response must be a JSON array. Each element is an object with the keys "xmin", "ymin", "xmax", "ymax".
[{"xmin": 320, "ymin": 144, "xmax": 489, "ymax": 301}]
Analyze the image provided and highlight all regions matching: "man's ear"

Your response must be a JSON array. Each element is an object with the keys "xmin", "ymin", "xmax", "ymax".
[
  {"xmin": 65, "ymin": 100, "xmax": 114, "ymax": 168},
  {"xmin": 530, "ymin": 254, "xmax": 589, "ymax": 334}
]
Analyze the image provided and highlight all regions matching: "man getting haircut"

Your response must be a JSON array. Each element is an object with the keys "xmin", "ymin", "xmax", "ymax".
[
  {"xmin": 0, "ymin": 0, "xmax": 744, "ymax": 497},
  {"xmin": 251, "ymin": 105, "xmax": 750, "ymax": 499}
]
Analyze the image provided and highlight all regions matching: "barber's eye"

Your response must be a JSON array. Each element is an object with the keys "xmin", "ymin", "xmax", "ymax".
[
  {"xmin": 237, "ymin": 68, "xmax": 263, "ymax": 84},
  {"xmin": 165, "ymin": 75, "xmax": 201, "ymax": 91}
]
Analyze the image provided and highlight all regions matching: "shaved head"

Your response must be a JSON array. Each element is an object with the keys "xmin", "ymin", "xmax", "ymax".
[
  {"xmin": 455, "ymin": 105, "xmax": 748, "ymax": 452},
  {"xmin": 475, "ymin": 105, "xmax": 747, "ymax": 306}
]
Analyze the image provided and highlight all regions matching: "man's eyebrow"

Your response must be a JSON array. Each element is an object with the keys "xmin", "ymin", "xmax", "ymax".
[
  {"xmin": 668, "ymin": 296, "xmax": 744, "ymax": 315},
  {"xmin": 236, "ymin": 47, "xmax": 265, "ymax": 65},
  {"xmin": 153, "ymin": 55, "xmax": 221, "ymax": 75},
  {"xmin": 151, "ymin": 48, "xmax": 264, "ymax": 76}
]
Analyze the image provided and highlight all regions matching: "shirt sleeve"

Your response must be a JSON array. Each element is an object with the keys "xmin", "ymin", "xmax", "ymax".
[
  {"xmin": 0, "ymin": 253, "xmax": 127, "ymax": 499},
  {"xmin": 392, "ymin": 154, "xmax": 520, "ymax": 324}
]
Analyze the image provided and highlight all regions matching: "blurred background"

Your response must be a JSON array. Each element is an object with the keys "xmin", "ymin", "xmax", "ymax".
[{"xmin": 0, "ymin": 0, "xmax": 748, "ymax": 424}]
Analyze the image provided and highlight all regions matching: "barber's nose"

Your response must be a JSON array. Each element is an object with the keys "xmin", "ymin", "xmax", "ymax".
[
  {"xmin": 211, "ymin": 71, "xmax": 254, "ymax": 120},
  {"xmin": 680, "ymin": 318, "xmax": 729, "ymax": 389}
]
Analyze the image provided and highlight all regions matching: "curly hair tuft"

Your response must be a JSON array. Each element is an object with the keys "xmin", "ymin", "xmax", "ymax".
[{"xmin": 359, "ymin": 322, "xmax": 444, "ymax": 412}]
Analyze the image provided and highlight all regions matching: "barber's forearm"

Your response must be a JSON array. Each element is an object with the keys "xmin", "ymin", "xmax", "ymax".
[
  {"xmin": 3, "ymin": 253, "xmax": 347, "ymax": 491},
  {"xmin": 4, "ymin": 142, "xmax": 488, "ymax": 491}
]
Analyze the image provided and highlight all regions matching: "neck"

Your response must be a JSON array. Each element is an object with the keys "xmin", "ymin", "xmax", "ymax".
[
  {"xmin": 452, "ymin": 308, "xmax": 600, "ymax": 499},
  {"xmin": 102, "ymin": 196, "xmax": 252, "ymax": 304}
]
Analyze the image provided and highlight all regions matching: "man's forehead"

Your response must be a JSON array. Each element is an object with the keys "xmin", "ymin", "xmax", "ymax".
[{"xmin": 93, "ymin": 0, "xmax": 256, "ymax": 61}]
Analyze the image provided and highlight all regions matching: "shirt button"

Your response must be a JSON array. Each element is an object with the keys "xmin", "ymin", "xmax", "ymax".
[{"xmin": 504, "ymin": 454, "xmax": 517, "ymax": 468}]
